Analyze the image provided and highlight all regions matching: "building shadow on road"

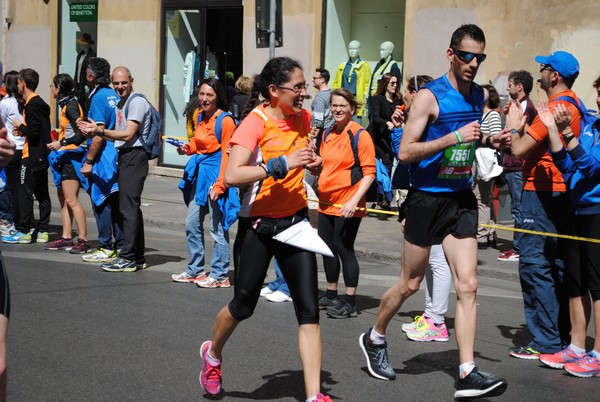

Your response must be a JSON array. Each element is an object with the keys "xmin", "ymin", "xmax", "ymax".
[{"xmin": 220, "ymin": 369, "xmax": 338, "ymax": 401}]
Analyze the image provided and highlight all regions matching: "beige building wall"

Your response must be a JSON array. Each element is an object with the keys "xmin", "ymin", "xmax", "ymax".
[
  {"xmin": 243, "ymin": 0, "xmax": 322, "ymax": 83},
  {"xmin": 2, "ymin": 0, "xmax": 55, "ymax": 106},
  {"xmin": 96, "ymin": 0, "xmax": 161, "ymax": 106},
  {"xmin": 404, "ymin": 0, "xmax": 600, "ymax": 105}
]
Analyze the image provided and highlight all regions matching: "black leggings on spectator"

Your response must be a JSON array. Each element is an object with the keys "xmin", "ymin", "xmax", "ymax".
[
  {"xmin": 227, "ymin": 218, "xmax": 320, "ymax": 325},
  {"xmin": 318, "ymin": 212, "xmax": 362, "ymax": 288}
]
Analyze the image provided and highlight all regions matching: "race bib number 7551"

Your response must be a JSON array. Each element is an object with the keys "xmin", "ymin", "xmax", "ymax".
[{"xmin": 437, "ymin": 142, "xmax": 475, "ymax": 180}]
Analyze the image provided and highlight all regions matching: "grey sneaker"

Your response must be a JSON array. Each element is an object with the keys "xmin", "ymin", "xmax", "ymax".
[
  {"xmin": 82, "ymin": 248, "xmax": 117, "ymax": 263},
  {"xmin": 318, "ymin": 294, "xmax": 341, "ymax": 310},
  {"xmin": 454, "ymin": 367, "xmax": 507, "ymax": 399},
  {"xmin": 326, "ymin": 301, "xmax": 357, "ymax": 319},
  {"xmin": 359, "ymin": 328, "xmax": 396, "ymax": 380}
]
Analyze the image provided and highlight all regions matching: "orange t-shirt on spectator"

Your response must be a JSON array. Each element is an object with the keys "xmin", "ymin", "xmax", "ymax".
[
  {"xmin": 523, "ymin": 89, "xmax": 581, "ymax": 192},
  {"xmin": 317, "ymin": 121, "xmax": 376, "ymax": 218}
]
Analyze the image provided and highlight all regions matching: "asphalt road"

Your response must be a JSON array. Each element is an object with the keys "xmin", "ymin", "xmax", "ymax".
[{"xmin": 3, "ymin": 223, "xmax": 596, "ymax": 401}]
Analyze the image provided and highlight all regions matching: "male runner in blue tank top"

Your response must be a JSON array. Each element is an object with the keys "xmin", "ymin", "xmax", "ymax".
[{"xmin": 359, "ymin": 24, "xmax": 512, "ymax": 399}]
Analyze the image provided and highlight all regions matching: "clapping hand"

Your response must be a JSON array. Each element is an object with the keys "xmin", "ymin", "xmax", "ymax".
[
  {"xmin": 552, "ymin": 103, "xmax": 572, "ymax": 132},
  {"xmin": 76, "ymin": 118, "xmax": 98, "ymax": 137},
  {"xmin": 505, "ymin": 100, "xmax": 526, "ymax": 132}
]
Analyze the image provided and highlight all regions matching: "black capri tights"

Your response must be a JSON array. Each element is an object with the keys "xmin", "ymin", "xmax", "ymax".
[
  {"xmin": 318, "ymin": 213, "xmax": 361, "ymax": 288},
  {"xmin": 565, "ymin": 214, "xmax": 600, "ymax": 301},
  {"xmin": 228, "ymin": 218, "xmax": 320, "ymax": 325}
]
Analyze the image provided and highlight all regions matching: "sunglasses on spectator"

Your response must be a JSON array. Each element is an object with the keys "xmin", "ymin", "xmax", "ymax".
[
  {"xmin": 452, "ymin": 48, "xmax": 487, "ymax": 63},
  {"xmin": 539, "ymin": 64, "xmax": 555, "ymax": 73}
]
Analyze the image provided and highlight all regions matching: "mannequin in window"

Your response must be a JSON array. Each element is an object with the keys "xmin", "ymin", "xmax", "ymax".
[
  {"xmin": 74, "ymin": 33, "xmax": 96, "ymax": 110},
  {"xmin": 368, "ymin": 41, "xmax": 402, "ymax": 98},
  {"xmin": 332, "ymin": 40, "xmax": 371, "ymax": 122},
  {"xmin": 205, "ymin": 46, "xmax": 219, "ymax": 78}
]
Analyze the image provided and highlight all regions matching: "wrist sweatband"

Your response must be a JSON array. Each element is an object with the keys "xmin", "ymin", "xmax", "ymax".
[
  {"xmin": 563, "ymin": 135, "xmax": 576, "ymax": 146},
  {"xmin": 267, "ymin": 156, "xmax": 289, "ymax": 180},
  {"xmin": 453, "ymin": 130, "xmax": 463, "ymax": 144}
]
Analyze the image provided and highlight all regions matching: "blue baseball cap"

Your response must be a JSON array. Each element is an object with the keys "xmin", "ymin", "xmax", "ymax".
[{"xmin": 535, "ymin": 51, "xmax": 580, "ymax": 80}]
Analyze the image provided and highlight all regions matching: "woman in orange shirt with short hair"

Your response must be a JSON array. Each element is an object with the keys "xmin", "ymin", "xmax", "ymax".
[{"xmin": 317, "ymin": 88, "xmax": 376, "ymax": 318}]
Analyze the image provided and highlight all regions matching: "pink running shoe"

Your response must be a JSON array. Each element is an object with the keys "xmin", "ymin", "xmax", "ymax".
[
  {"xmin": 199, "ymin": 341, "xmax": 222, "ymax": 395},
  {"xmin": 315, "ymin": 393, "xmax": 333, "ymax": 402},
  {"xmin": 563, "ymin": 353, "xmax": 600, "ymax": 378},
  {"xmin": 401, "ymin": 313, "xmax": 432, "ymax": 333},
  {"xmin": 539, "ymin": 346, "xmax": 585, "ymax": 369},
  {"xmin": 406, "ymin": 321, "xmax": 449, "ymax": 342}
]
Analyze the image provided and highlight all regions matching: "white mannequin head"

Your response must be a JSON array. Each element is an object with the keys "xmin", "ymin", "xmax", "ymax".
[
  {"xmin": 348, "ymin": 40, "xmax": 361, "ymax": 58},
  {"xmin": 380, "ymin": 41, "xmax": 394, "ymax": 59}
]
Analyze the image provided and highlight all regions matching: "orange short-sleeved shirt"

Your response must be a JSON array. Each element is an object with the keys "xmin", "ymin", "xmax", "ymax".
[
  {"xmin": 317, "ymin": 121, "xmax": 376, "ymax": 217},
  {"xmin": 523, "ymin": 89, "xmax": 581, "ymax": 192},
  {"xmin": 230, "ymin": 105, "xmax": 311, "ymax": 218},
  {"xmin": 186, "ymin": 109, "xmax": 236, "ymax": 195}
]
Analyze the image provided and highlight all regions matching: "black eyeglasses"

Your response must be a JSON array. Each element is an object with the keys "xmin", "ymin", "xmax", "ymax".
[
  {"xmin": 277, "ymin": 83, "xmax": 309, "ymax": 94},
  {"xmin": 540, "ymin": 64, "xmax": 555, "ymax": 73},
  {"xmin": 452, "ymin": 48, "xmax": 487, "ymax": 64}
]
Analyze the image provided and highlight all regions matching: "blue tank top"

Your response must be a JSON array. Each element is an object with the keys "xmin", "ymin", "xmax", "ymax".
[{"xmin": 409, "ymin": 74, "xmax": 485, "ymax": 192}]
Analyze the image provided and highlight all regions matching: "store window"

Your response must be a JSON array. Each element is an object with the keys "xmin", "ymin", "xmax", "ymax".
[
  {"xmin": 58, "ymin": 0, "xmax": 98, "ymax": 107},
  {"xmin": 323, "ymin": 0, "xmax": 406, "ymax": 126},
  {"xmin": 160, "ymin": 1, "xmax": 243, "ymax": 167}
]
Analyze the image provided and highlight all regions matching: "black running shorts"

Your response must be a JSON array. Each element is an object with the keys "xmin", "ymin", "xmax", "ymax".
[{"xmin": 403, "ymin": 189, "xmax": 477, "ymax": 247}]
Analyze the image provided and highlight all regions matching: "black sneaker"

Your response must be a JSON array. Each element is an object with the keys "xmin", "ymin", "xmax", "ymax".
[
  {"xmin": 326, "ymin": 301, "xmax": 357, "ymax": 319},
  {"xmin": 454, "ymin": 367, "xmax": 507, "ymax": 399},
  {"xmin": 101, "ymin": 257, "xmax": 137, "ymax": 272},
  {"xmin": 509, "ymin": 346, "xmax": 540, "ymax": 360},
  {"xmin": 318, "ymin": 294, "xmax": 341, "ymax": 310},
  {"xmin": 358, "ymin": 328, "xmax": 396, "ymax": 380}
]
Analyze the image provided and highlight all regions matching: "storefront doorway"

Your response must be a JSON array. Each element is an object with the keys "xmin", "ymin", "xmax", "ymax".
[
  {"xmin": 57, "ymin": 0, "xmax": 98, "ymax": 110},
  {"xmin": 160, "ymin": 1, "xmax": 243, "ymax": 167}
]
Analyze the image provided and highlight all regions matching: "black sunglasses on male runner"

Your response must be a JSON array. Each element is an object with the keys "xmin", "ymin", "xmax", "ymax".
[{"xmin": 452, "ymin": 48, "xmax": 487, "ymax": 64}]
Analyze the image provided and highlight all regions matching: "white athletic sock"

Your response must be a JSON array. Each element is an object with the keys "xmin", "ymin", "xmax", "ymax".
[
  {"xmin": 206, "ymin": 349, "xmax": 221, "ymax": 366},
  {"xmin": 570, "ymin": 344, "xmax": 586, "ymax": 356},
  {"xmin": 459, "ymin": 361, "xmax": 476, "ymax": 379},
  {"xmin": 306, "ymin": 396, "xmax": 317, "ymax": 402},
  {"xmin": 369, "ymin": 328, "xmax": 386, "ymax": 345}
]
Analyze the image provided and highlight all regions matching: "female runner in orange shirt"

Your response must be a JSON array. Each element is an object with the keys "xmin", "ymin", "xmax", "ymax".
[{"xmin": 198, "ymin": 57, "xmax": 331, "ymax": 402}]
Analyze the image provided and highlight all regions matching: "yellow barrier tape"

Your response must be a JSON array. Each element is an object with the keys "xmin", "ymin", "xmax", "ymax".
[
  {"xmin": 479, "ymin": 223, "xmax": 600, "ymax": 244},
  {"xmin": 309, "ymin": 198, "xmax": 600, "ymax": 244},
  {"xmin": 309, "ymin": 199, "xmax": 398, "ymax": 216},
  {"xmin": 162, "ymin": 136, "xmax": 188, "ymax": 140}
]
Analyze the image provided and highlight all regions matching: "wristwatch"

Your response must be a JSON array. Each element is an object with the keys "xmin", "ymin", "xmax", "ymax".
[
  {"xmin": 84, "ymin": 158, "xmax": 94, "ymax": 165},
  {"xmin": 97, "ymin": 127, "xmax": 105, "ymax": 137}
]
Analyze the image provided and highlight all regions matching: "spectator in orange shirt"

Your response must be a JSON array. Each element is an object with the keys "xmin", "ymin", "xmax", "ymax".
[
  {"xmin": 507, "ymin": 51, "xmax": 581, "ymax": 359},
  {"xmin": 317, "ymin": 88, "xmax": 376, "ymax": 318},
  {"xmin": 171, "ymin": 78, "xmax": 236, "ymax": 288}
]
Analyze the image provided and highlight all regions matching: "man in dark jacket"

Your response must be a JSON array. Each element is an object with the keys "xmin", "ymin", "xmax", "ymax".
[{"xmin": 2, "ymin": 68, "xmax": 51, "ymax": 244}]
